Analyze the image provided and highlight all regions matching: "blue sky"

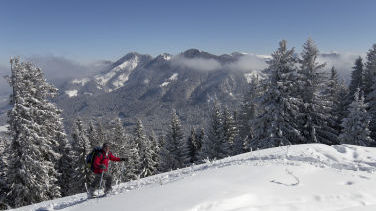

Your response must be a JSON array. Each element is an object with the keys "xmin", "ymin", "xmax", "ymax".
[{"xmin": 0, "ymin": 0, "xmax": 375, "ymax": 65}]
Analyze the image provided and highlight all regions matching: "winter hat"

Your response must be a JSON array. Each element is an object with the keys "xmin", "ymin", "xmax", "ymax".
[{"xmin": 102, "ymin": 142, "xmax": 110, "ymax": 149}]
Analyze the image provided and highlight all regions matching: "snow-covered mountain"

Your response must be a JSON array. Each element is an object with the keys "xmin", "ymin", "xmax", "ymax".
[
  {"xmin": 13, "ymin": 144, "xmax": 376, "ymax": 211},
  {"xmin": 94, "ymin": 52, "xmax": 153, "ymax": 92},
  {"xmin": 56, "ymin": 49, "xmax": 268, "ymax": 133},
  {"xmin": 60, "ymin": 50, "xmax": 266, "ymax": 98}
]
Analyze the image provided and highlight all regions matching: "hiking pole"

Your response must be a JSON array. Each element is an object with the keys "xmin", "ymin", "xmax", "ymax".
[
  {"xmin": 118, "ymin": 162, "xmax": 126, "ymax": 189},
  {"xmin": 98, "ymin": 171, "xmax": 104, "ymax": 196}
]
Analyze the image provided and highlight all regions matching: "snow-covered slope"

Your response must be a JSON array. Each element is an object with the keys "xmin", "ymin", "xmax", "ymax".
[
  {"xmin": 0, "ymin": 124, "xmax": 7, "ymax": 132},
  {"xmin": 95, "ymin": 54, "xmax": 140, "ymax": 91},
  {"xmin": 13, "ymin": 144, "xmax": 376, "ymax": 211}
]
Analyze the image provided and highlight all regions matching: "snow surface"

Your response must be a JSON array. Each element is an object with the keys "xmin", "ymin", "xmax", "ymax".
[
  {"xmin": 112, "ymin": 73, "xmax": 130, "ymax": 90},
  {"xmin": 95, "ymin": 56, "xmax": 139, "ymax": 89},
  {"xmin": 64, "ymin": 90, "xmax": 78, "ymax": 98},
  {"xmin": 65, "ymin": 90, "xmax": 78, "ymax": 97},
  {"xmin": 169, "ymin": 73, "xmax": 178, "ymax": 81},
  {"xmin": 0, "ymin": 124, "xmax": 8, "ymax": 132},
  {"xmin": 160, "ymin": 73, "xmax": 178, "ymax": 87},
  {"xmin": 12, "ymin": 144, "xmax": 376, "ymax": 211},
  {"xmin": 160, "ymin": 81, "xmax": 170, "ymax": 87},
  {"xmin": 161, "ymin": 53, "xmax": 172, "ymax": 61},
  {"xmin": 244, "ymin": 72, "xmax": 264, "ymax": 83},
  {"xmin": 71, "ymin": 78, "xmax": 90, "ymax": 86}
]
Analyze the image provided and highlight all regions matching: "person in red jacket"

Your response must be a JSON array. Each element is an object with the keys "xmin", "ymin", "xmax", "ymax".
[{"xmin": 88, "ymin": 142, "xmax": 126, "ymax": 196}]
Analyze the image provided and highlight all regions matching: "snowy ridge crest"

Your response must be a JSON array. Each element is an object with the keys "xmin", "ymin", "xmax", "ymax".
[{"xmin": 16, "ymin": 144, "xmax": 376, "ymax": 211}]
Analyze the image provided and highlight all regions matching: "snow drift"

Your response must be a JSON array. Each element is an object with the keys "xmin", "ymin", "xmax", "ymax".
[{"xmin": 12, "ymin": 144, "xmax": 376, "ymax": 211}]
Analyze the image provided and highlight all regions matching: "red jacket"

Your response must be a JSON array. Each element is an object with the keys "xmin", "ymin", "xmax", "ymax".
[{"xmin": 93, "ymin": 150, "xmax": 121, "ymax": 174}]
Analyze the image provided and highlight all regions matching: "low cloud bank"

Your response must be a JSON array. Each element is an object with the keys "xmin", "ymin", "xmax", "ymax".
[
  {"xmin": 0, "ymin": 56, "xmax": 110, "ymax": 96},
  {"xmin": 171, "ymin": 54, "xmax": 268, "ymax": 73},
  {"xmin": 318, "ymin": 52, "xmax": 363, "ymax": 83},
  {"xmin": 28, "ymin": 56, "xmax": 110, "ymax": 85}
]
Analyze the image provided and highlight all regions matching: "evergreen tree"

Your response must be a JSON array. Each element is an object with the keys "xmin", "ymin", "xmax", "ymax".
[
  {"xmin": 348, "ymin": 57, "xmax": 365, "ymax": 100},
  {"xmin": 325, "ymin": 67, "xmax": 347, "ymax": 142},
  {"xmin": 149, "ymin": 131, "xmax": 160, "ymax": 173},
  {"xmin": 297, "ymin": 38, "xmax": 337, "ymax": 145},
  {"xmin": 364, "ymin": 44, "xmax": 376, "ymax": 98},
  {"xmin": 222, "ymin": 107, "xmax": 238, "ymax": 155},
  {"xmin": 57, "ymin": 135, "xmax": 75, "ymax": 197},
  {"xmin": 185, "ymin": 127, "xmax": 202, "ymax": 164},
  {"xmin": 201, "ymin": 103, "xmax": 225, "ymax": 159},
  {"xmin": 157, "ymin": 135, "xmax": 167, "ymax": 172},
  {"xmin": 95, "ymin": 120, "xmax": 106, "ymax": 147},
  {"xmin": 250, "ymin": 40, "xmax": 303, "ymax": 150},
  {"xmin": 6, "ymin": 58, "xmax": 61, "ymax": 207},
  {"xmin": 339, "ymin": 88, "xmax": 374, "ymax": 146},
  {"xmin": 0, "ymin": 137, "xmax": 9, "ymax": 209},
  {"xmin": 123, "ymin": 133, "xmax": 140, "ymax": 181},
  {"xmin": 108, "ymin": 119, "xmax": 126, "ymax": 183},
  {"xmin": 160, "ymin": 110, "xmax": 186, "ymax": 171},
  {"xmin": 238, "ymin": 77, "xmax": 261, "ymax": 143},
  {"xmin": 196, "ymin": 128, "xmax": 205, "ymax": 162},
  {"xmin": 87, "ymin": 120, "xmax": 100, "ymax": 148},
  {"xmin": 365, "ymin": 44, "xmax": 376, "ymax": 141},
  {"xmin": 70, "ymin": 118, "xmax": 91, "ymax": 194},
  {"xmin": 134, "ymin": 120, "xmax": 157, "ymax": 178},
  {"xmin": 368, "ymin": 81, "xmax": 376, "ymax": 142}
]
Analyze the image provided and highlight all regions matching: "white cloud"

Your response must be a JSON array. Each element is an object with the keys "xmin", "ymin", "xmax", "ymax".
[
  {"xmin": 28, "ymin": 55, "xmax": 110, "ymax": 86},
  {"xmin": 171, "ymin": 54, "xmax": 268, "ymax": 73},
  {"xmin": 0, "ymin": 64, "xmax": 11, "ymax": 96},
  {"xmin": 0, "ymin": 56, "xmax": 110, "ymax": 97},
  {"xmin": 225, "ymin": 54, "xmax": 268, "ymax": 72},
  {"xmin": 171, "ymin": 56, "xmax": 221, "ymax": 72},
  {"xmin": 318, "ymin": 52, "xmax": 363, "ymax": 83}
]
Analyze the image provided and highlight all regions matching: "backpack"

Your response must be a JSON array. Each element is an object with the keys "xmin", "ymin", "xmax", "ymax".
[{"xmin": 86, "ymin": 147, "xmax": 103, "ymax": 171}]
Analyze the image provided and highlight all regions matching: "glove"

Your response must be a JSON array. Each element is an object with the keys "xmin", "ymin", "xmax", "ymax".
[
  {"xmin": 99, "ymin": 164, "xmax": 106, "ymax": 170},
  {"xmin": 120, "ymin": 158, "xmax": 126, "ymax": 161}
]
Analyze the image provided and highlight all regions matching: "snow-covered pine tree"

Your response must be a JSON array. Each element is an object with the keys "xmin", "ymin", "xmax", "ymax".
[
  {"xmin": 6, "ymin": 58, "xmax": 61, "ymax": 207},
  {"xmin": 222, "ymin": 107, "xmax": 238, "ymax": 155},
  {"xmin": 70, "ymin": 118, "xmax": 91, "ymax": 194},
  {"xmin": 57, "ymin": 134, "xmax": 75, "ymax": 197},
  {"xmin": 238, "ymin": 77, "xmax": 261, "ymax": 144},
  {"xmin": 108, "ymin": 119, "xmax": 126, "ymax": 183},
  {"xmin": 364, "ymin": 44, "xmax": 376, "ymax": 141},
  {"xmin": 0, "ymin": 137, "xmax": 9, "ymax": 209},
  {"xmin": 94, "ymin": 120, "xmax": 106, "ymax": 147},
  {"xmin": 195, "ymin": 128, "xmax": 205, "ymax": 162},
  {"xmin": 364, "ymin": 44, "xmax": 376, "ymax": 98},
  {"xmin": 87, "ymin": 120, "xmax": 100, "ymax": 148},
  {"xmin": 339, "ymin": 88, "xmax": 374, "ymax": 146},
  {"xmin": 250, "ymin": 40, "xmax": 303, "ymax": 150},
  {"xmin": 325, "ymin": 67, "xmax": 347, "ymax": 142},
  {"xmin": 348, "ymin": 57, "xmax": 365, "ymax": 101},
  {"xmin": 297, "ymin": 38, "xmax": 337, "ymax": 145},
  {"xmin": 160, "ymin": 110, "xmax": 186, "ymax": 171},
  {"xmin": 149, "ymin": 131, "xmax": 160, "ymax": 173},
  {"xmin": 134, "ymin": 119, "xmax": 157, "ymax": 178},
  {"xmin": 185, "ymin": 127, "xmax": 201, "ymax": 164},
  {"xmin": 123, "ymin": 133, "xmax": 140, "ymax": 181},
  {"xmin": 157, "ymin": 135, "xmax": 168, "ymax": 172},
  {"xmin": 201, "ymin": 103, "xmax": 228, "ymax": 159},
  {"xmin": 367, "ymin": 82, "xmax": 376, "ymax": 144}
]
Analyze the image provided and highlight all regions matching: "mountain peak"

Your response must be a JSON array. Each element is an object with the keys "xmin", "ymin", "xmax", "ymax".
[
  {"xmin": 156, "ymin": 53, "xmax": 172, "ymax": 61},
  {"xmin": 181, "ymin": 49, "xmax": 215, "ymax": 59}
]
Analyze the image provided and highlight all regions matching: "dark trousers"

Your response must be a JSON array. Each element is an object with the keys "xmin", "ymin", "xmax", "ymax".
[{"xmin": 90, "ymin": 172, "xmax": 113, "ymax": 192}]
